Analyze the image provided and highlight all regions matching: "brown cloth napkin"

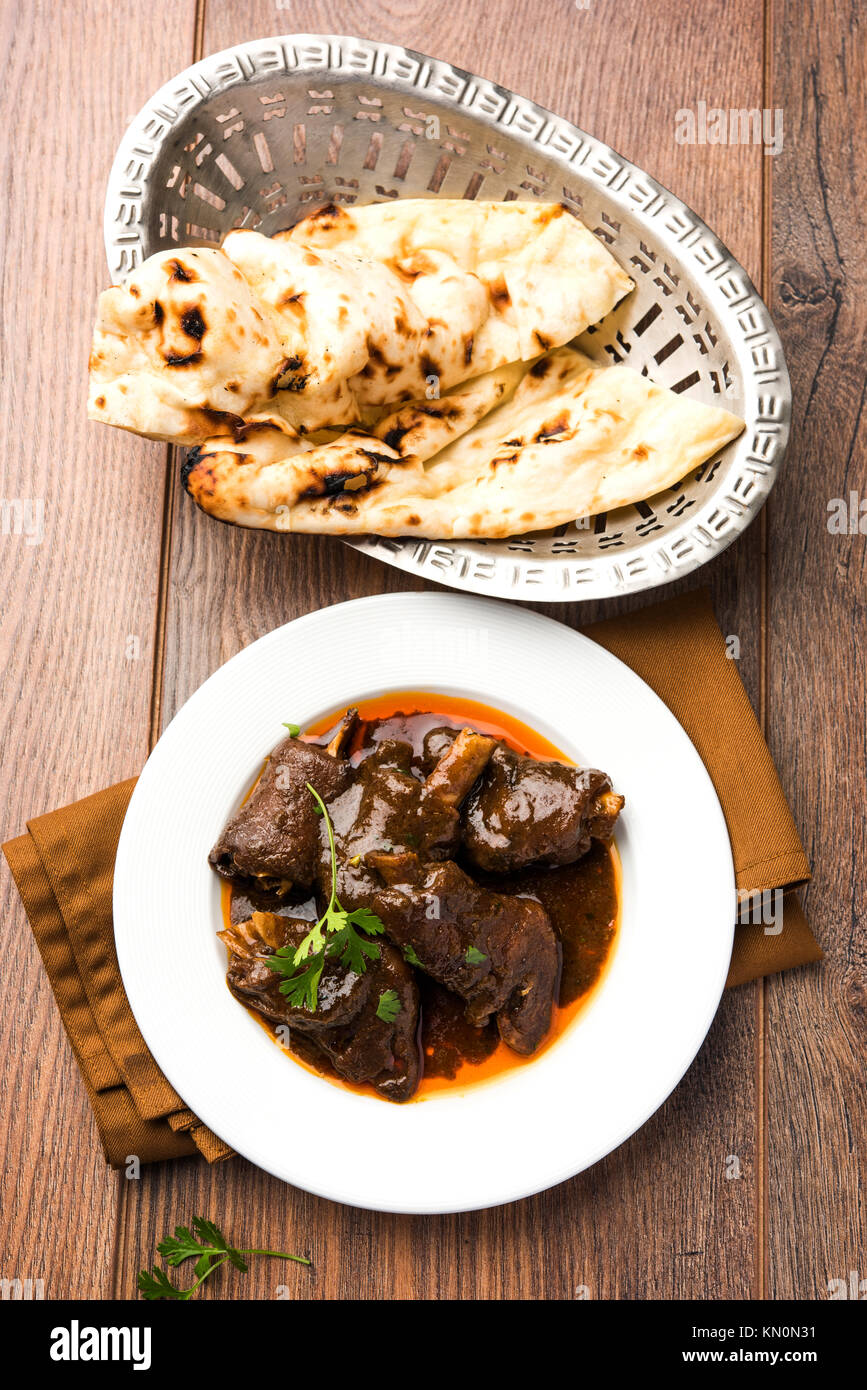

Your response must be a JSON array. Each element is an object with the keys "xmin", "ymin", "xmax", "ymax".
[
  {"xmin": 2, "ymin": 587, "xmax": 821, "ymax": 1167},
  {"xmin": 3, "ymin": 780, "xmax": 233, "ymax": 1168},
  {"xmin": 584, "ymin": 590, "xmax": 821, "ymax": 987}
]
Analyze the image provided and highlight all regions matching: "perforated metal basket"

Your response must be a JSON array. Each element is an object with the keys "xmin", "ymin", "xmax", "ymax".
[{"xmin": 104, "ymin": 33, "xmax": 789, "ymax": 602}]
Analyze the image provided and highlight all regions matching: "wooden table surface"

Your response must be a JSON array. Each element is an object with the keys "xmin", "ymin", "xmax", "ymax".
[{"xmin": 1, "ymin": 0, "xmax": 863, "ymax": 1301}]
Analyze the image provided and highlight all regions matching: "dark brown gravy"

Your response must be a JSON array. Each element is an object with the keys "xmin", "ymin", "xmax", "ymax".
[{"xmin": 223, "ymin": 692, "xmax": 620, "ymax": 1099}]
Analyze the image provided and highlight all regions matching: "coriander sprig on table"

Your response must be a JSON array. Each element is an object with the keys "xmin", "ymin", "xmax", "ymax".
[
  {"xmin": 137, "ymin": 1216, "xmax": 310, "ymax": 1300},
  {"xmin": 265, "ymin": 783, "xmax": 387, "ymax": 1011}
]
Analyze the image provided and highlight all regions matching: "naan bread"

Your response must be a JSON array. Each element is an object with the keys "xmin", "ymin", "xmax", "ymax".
[
  {"xmin": 88, "ymin": 247, "xmax": 288, "ymax": 443},
  {"xmin": 280, "ymin": 199, "xmax": 634, "ymax": 360},
  {"xmin": 370, "ymin": 362, "xmax": 526, "ymax": 462},
  {"xmin": 183, "ymin": 348, "xmax": 745, "ymax": 538},
  {"xmin": 223, "ymin": 231, "xmax": 504, "ymax": 414},
  {"xmin": 182, "ymin": 417, "xmax": 405, "ymax": 517},
  {"xmin": 88, "ymin": 201, "xmax": 741, "ymax": 541},
  {"xmin": 88, "ymin": 202, "xmax": 633, "ymax": 441},
  {"xmin": 181, "ymin": 366, "xmax": 523, "ymax": 515}
]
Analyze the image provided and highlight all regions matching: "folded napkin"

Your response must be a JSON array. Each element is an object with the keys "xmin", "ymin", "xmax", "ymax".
[
  {"xmin": 585, "ymin": 590, "xmax": 820, "ymax": 987},
  {"xmin": 3, "ymin": 588, "xmax": 821, "ymax": 1167},
  {"xmin": 3, "ymin": 781, "xmax": 233, "ymax": 1167}
]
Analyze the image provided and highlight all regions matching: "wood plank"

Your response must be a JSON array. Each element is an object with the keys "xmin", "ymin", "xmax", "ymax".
[
  {"xmin": 765, "ymin": 0, "xmax": 866, "ymax": 1300},
  {"xmin": 123, "ymin": 0, "xmax": 767, "ymax": 1299},
  {"xmin": 0, "ymin": 0, "xmax": 197, "ymax": 1300}
]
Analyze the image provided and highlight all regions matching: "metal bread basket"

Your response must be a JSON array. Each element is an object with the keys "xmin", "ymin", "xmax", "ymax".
[{"xmin": 104, "ymin": 33, "xmax": 789, "ymax": 602}]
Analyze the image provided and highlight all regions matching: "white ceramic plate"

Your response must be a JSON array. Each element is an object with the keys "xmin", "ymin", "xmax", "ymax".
[{"xmin": 114, "ymin": 593, "xmax": 735, "ymax": 1213}]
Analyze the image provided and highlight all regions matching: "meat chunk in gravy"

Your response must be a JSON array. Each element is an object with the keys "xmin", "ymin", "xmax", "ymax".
[
  {"xmin": 325, "ymin": 730, "xmax": 494, "ymax": 909},
  {"xmin": 211, "ymin": 718, "xmax": 496, "ymax": 903},
  {"xmin": 220, "ymin": 911, "xmax": 421, "ymax": 1101},
  {"xmin": 369, "ymin": 852, "xmax": 560, "ymax": 1055},
  {"xmin": 424, "ymin": 728, "xmax": 624, "ymax": 873},
  {"xmin": 209, "ymin": 737, "xmax": 353, "ymax": 895},
  {"xmin": 212, "ymin": 710, "xmax": 620, "ymax": 1095}
]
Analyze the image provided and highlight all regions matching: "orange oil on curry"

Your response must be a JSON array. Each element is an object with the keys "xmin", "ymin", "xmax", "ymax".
[{"xmin": 221, "ymin": 691, "xmax": 621, "ymax": 1101}]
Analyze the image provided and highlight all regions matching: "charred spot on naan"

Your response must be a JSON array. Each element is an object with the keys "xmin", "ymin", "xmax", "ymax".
[
  {"xmin": 180, "ymin": 307, "xmax": 206, "ymax": 339},
  {"xmin": 362, "ymin": 341, "xmax": 406, "ymax": 381},
  {"xmin": 381, "ymin": 402, "xmax": 464, "ymax": 454},
  {"xmin": 390, "ymin": 251, "xmax": 440, "ymax": 283},
  {"xmin": 164, "ymin": 350, "xmax": 203, "ymax": 367},
  {"xmin": 420, "ymin": 352, "xmax": 442, "ymax": 380},
  {"xmin": 201, "ymin": 407, "xmax": 249, "ymax": 437},
  {"xmin": 299, "ymin": 465, "xmax": 373, "ymax": 500},
  {"xmin": 229, "ymin": 417, "xmax": 288, "ymax": 443},
  {"xmin": 358, "ymin": 448, "xmax": 404, "ymax": 469},
  {"xmin": 167, "ymin": 258, "xmax": 197, "ymax": 283},
  {"xmin": 303, "ymin": 202, "xmax": 346, "ymax": 233},
  {"xmin": 529, "ymin": 356, "xmax": 553, "ymax": 379},
  {"xmin": 393, "ymin": 311, "xmax": 416, "ymax": 339},
  {"xmin": 298, "ymin": 446, "xmax": 400, "ymax": 500},
  {"xmin": 381, "ymin": 422, "xmax": 412, "ymax": 452},
  {"xmin": 534, "ymin": 202, "xmax": 565, "ymax": 226},
  {"xmin": 181, "ymin": 446, "xmax": 215, "ymax": 500},
  {"xmin": 487, "ymin": 275, "xmax": 511, "ymax": 310},
  {"xmin": 533, "ymin": 412, "xmax": 573, "ymax": 443},
  {"xmin": 274, "ymin": 203, "xmax": 354, "ymax": 248},
  {"xmin": 313, "ymin": 476, "xmax": 389, "ymax": 516},
  {"xmin": 277, "ymin": 351, "xmax": 312, "ymax": 393}
]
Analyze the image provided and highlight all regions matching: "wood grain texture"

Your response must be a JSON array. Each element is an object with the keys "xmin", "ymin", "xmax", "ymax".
[
  {"xmin": 7, "ymin": 0, "xmax": 853, "ymax": 1306},
  {"xmin": 765, "ymin": 0, "xmax": 866, "ymax": 1299},
  {"xmin": 0, "ymin": 0, "xmax": 196, "ymax": 1299},
  {"xmin": 127, "ymin": 0, "xmax": 767, "ymax": 1301}
]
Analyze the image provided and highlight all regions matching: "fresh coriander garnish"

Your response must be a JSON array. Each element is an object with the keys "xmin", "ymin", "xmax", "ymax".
[
  {"xmin": 403, "ymin": 944, "xmax": 422, "ymax": 968},
  {"xmin": 465, "ymin": 945, "xmax": 487, "ymax": 965},
  {"xmin": 376, "ymin": 989, "xmax": 401, "ymax": 1023},
  {"xmin": 265, "ymin": 784, "xmax": 385, "ymax": 1010},
  {"xmin": 281, "ymin": 722, "xmax": 301, "ymax": 736},
  {"xmin": 137, "ymin": 1216, "xmax": 309, "ymax": 1301}
]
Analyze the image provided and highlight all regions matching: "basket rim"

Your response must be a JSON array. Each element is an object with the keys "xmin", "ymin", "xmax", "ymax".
[{"xmin": 103, "ymin": 31, "xmax": 790, "ymax": 603}]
